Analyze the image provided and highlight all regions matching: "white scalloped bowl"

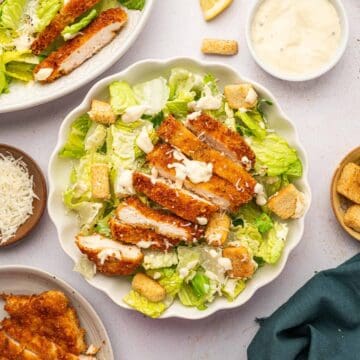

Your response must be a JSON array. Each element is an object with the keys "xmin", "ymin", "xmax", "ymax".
[
  {"xmin": 48, "ymin": 58, "xmax": 311, "ymax": 320},
  {"xmin": 0, "ymin": 1, "xmax": 154, "ymax": 114}
]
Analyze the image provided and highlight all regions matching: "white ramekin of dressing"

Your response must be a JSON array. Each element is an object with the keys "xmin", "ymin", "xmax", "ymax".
[{"xmin": 246, "ymin": 0, "xmax": 349, "ymax": 81}]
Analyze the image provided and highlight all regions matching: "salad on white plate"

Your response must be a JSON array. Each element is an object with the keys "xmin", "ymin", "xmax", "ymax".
[{"xmin": 58, "ymin": 67, "xmax": 307, "ymax": 318}]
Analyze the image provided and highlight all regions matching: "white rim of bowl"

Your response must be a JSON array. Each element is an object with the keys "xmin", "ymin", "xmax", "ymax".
[
  {"xmin": 0, "ymin": 264, "xmax": 114, "ymax": 358},
  {"xmin": 48, "ymin": 57, "xmax": 312, "ymax": 320},
  {"xmin": 0, "ymin": 0, "xmax": 154, "ymax": 114},
  {"xmin": 246, "ymin": 0, "xmax": 349, "ymax": 82}
]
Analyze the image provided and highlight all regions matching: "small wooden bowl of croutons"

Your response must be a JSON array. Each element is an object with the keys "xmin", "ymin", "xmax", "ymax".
[{"xmin": 331, "ymin": 147, "xmax": 360, "ymax": 241}]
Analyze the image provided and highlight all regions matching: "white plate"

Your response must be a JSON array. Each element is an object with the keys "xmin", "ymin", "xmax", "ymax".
[
  {"xmin": 0, "ymin": 1, "xmax": 154, "ymax": 114},
  {"xmin": 48, "ymin": 58, "xmax": 312, "ymax": 320},
  {"xmin": 0, "ymin": 265, "xmax": 114, "ymax": 359}
]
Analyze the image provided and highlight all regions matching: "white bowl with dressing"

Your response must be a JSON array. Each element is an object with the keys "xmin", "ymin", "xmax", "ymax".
[{"xmin": 246, "ymin": 0, "xmax": 349, "ymax": 81}]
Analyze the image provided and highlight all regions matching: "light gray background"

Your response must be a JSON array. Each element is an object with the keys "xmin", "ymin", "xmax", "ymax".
[{"xmin": 1, "ymin": 1, "xmax": 359, "ymax": 359}]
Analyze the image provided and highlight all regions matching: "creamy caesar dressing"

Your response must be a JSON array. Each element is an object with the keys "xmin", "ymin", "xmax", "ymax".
[{"xmin": 251, "ymin": 0, "xmax": 341, "ymax": 77}]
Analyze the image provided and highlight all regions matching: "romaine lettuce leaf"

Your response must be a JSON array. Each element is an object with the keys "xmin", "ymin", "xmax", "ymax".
[
  {"xmin": 178, "ymin": 283, "xmax": 207, "ymax": 310},
  {"xmin": 123, "ymin": 290, "xmax": 167, "ymax": 318},
  {"xmin": 5, "ymin": 62, "xmax": 34, "ymax": 81},
  {"xmin": 236, "ymin": 110, "xmax": 266, "ymax": 140},
  {"xmin": 84, "ymin": 123, "xmax": 107, "ymax": 152},
  {"xmin": 250, "ymin": 133, "xmax": 303, "ymax": 177},
  {"xmin": 143, "ymin": 250, "xmax": 178, "ymax": 270},
  {"xmin": 0, "ymin": 56, "xmax": 9, "ymax": 95},
  {"xmin": 118, "ymin": 0, "xmax": 145, "ymax": 10},
  {"xmin": 256, "ymin": 222, "xmax": 288, "ymax": 264},
  {"xmin": 94, "ymin": 0, "xmax": 119, "ymax": 12},
  {"xmin": 133, "ymin": 77, "xmax": 169, "ymax": 115},
  {"xmin": 59, "ymin": 114, "xmax": 92, "ymax": 158},
  {"xmin": 177, "ymin": 246, "xmax": 200, "ymax": 279},
  {"xmin": 0, "ymin": 0, "xmax": 26, "ymax": 30},
  {"xmin": 255, "ymin": 213, "xmax": 273, "ymax": 234},
  {"xmin": 109, "ymin": 80, "xmax": 137, "ymax": 115},
  {"xmin": 61, "ymin": 9, "xmax": 97, "ymax": 41},
  {"xmin": 222, "ymin": 279, "xmax": 246, "ymax": 301},
  {"xmin": 36, "ymin": 0, "xmax": 63, "ymax": 32},
  {"xmin": 229, "ymin": 224, "xmax": 263, "ymax": 256},
  {"xmin": 190, "ymin": 272, "xmax": 210, "ymax": 298}
]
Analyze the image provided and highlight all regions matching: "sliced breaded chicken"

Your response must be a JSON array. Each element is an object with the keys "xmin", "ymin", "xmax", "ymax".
[
  {"xmin": 2, "ymin": 291, "xmax": 86, "ymax": 355},
  {"xmin": 186, "ymin": 113, "xmax": 256, "ymax": 168},
  {"xmin": 34, "ymin": 8, "xmax": 128, "ymax": 82},
  {"xmin": 0, "ymin": 331, "xmax": 40, "ymax": 360},
  {"xmin": 148, "ymin": 143, "xmax": 248, "ymax": 211},
  {"xmin": 115, "ymin": 197, "xmax": 204, "ymax": 242},
  {"xmin": 31, "ymin": 0, "xmax": 103, "ymax": 55},
  {"xmin": 133, "ymin": 172, "xmax": 219, "ymax": 223},
  {"xmin": 76, "ymin": 234, "xmax": 143, "ymax": 276},
  {"xmin": 0, "ymin": 322, "xmax": 77, "ymax": 360},
  {"xmin": 110, "ymin": 218, "xmax": 180, "ymax": 251},
  {"xmin": 157, "ymin": 116, "xmax": 256, "ymax": 197}
]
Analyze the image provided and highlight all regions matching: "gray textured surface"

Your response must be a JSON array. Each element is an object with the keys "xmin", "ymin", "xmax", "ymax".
[{"xmin": 1, "ymin": 1, "xmax": 359, "ymax": 359}]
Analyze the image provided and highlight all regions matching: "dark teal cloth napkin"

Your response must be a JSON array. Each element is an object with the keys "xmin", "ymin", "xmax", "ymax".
[{"xmin": 248, "ymin": 254, "xmax": 360, "ymax": 360}]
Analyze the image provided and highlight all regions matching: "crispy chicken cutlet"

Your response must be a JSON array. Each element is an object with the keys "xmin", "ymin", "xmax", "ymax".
[
  {"xmin": 132, "ymin": 172, "xmax": 219, "ymax": 223},
  {"xmin": 186, "ymin": 113, "xmax": 256, "ymax": 169},
  {"xmin": 76, "ymin": 234, "xmax": 144, "ymax": 276},
  {"xmin": 1, "ymin": 291, "xmax": 86, "ymax": 356},
  {"xmin": 34, "ymin": 8, "xmax": 128, "ymax": 82},
  {"xmin": 110, "ymin": 219, "xmax": 180, "ymax": 251},
  {"xmin": 157, "ymin": 116, "xmax": 256, "ymax": 197},
  {"xmin": 147, "ymin": 143, "xmax": 249, "ymax": 212},
  {"xmin": 115, "ymin": 197, "xmax": 204, "ymax": 243},
  {"xmin": 31, "ymin": 0, "xmax": 103, "ymax": 55}
]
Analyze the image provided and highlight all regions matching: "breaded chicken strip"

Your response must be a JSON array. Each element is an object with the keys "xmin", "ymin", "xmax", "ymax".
[
  {"xmin": 0, "ymin": 323, "xmax": 77, "ymax": 360},
  {"xmin": 157, "ymin": 116, "xmax": 256, "ymax": 197},
  {"xmin": 1, "ymin": 291, "xmax": 86, "ymax": 355},
  {"xmin": 110, "ymin": 219, "xmax": 180, "ymax": 251},
  {"xmin": 0, "ymin": 331, "xmax": 40, "ymax": 360},
  {"xmin": 76, "ymin": 234, "xmax": 144, "ymax": 276},
  {"xmin": 148, "ymin": 143, "xmax": 248, "ymax": 212},
  {"xmin": 31, "ymin": 0, "xmax": 103, "ymax": 55},
  {"xmin": 186, "ymin": 113, "xmax": 256, "ymax": 169},
  {"xmin": 115, "ymin": 197, "xmax": 204, "ymax": 242},
  {"xmin": 133, "ymin": 172, "xmax": 218, "ymax": 223},
  {"xmin": 34, "ymin": 8, "xmax": 128, "ymax": 82}
]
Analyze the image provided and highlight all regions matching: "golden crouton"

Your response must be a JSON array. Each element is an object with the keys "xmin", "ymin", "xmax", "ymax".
[
  {"xmin": 88, "ymin": 100, "xmax": 116, "ymax": 125},
  {"xmin": 91, "ymin": 164, "xmax": 110, "ymax": 200},
  {"xmin": 267, "ymin": 184, "xmax": 305, "ymax": 220},
  {"xmin": 344, "ymin": 205, "xmax": 360, "ymax": 233},
  {"xmin": 223, "ymin": 246, "xmax": 255, "ymax": 279},
  {"xmin": 132, "ymin": 273, "xmax": 166, "ymax": 302},
  {"xmin": 224, "ymin": 84, "xmax": 258, "ymax": 109},
  {"xmin": 205, "ymin": 212, "xmax": 231, "ymax": 246},
  {"xmin": 337, "ymin": 163, "xmax": 360, "ymax": 204},
  {"xmin": 201, "ymin": 39, "xmax": 238, "ymax": 56}
]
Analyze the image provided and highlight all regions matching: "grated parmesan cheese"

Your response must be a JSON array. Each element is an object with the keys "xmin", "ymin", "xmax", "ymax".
[{"xmin": 0, "ymin": 154, "xmax": 38, "ymax": 244}]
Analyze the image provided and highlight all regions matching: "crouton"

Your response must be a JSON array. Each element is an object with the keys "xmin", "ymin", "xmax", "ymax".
[
  {"xmin": 223, "ymin": 246, "xmax": 255, "ymax": 279},
  {"xmin": 224, "ymin": 84, "xmax": 258, "ymax": 109},
  {"xmin": 91, "ymin": 164, "xmax": 110, "ymax": 200},
  {"xmin": 201, "ymin": 39, "xmax": 238, "ymax": 56},
  {"xmin": 132, "ymin": 273, "xmax": 166, "ymax": 302},
  {"xmin": 337, "ymin": 163, "xmax": 360, "ymax": 204},
  {"xmin": 205, "ymin": 212, "xmax": 231, "ymax": 246},
  {"xmin": 267, "ymin": 184, "xmax": 306, "ymax": 220},
  {"xmin": 88, "ymin": 100, "xmax": 116, "ymax": 125},
  {"xmin": 344, "ymin": 205, "xmax": 360, "ymax": 233}
]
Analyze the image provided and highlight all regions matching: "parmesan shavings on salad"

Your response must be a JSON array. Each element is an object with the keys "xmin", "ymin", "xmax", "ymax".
[{"xmin": 0, "ymin": 153, "xmax": 37, "ymax": 244}]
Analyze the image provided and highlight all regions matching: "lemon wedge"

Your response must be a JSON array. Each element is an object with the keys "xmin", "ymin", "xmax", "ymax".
[{"xmin": 200, "ymin": 0, "xmax": 233, "ymax": 21}]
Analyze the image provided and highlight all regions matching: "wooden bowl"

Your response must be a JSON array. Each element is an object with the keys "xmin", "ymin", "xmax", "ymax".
[
  {"xmin": 0, "ymin": 144, "xmax": 47, "ymax": 247},
  {"xmin": 331, "ymin": 146, "xmax": 360, "ymax": 241}
]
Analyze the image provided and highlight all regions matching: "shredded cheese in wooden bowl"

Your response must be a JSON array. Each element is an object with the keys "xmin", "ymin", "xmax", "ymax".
[{"xmin": 0, "ymin": 153, "xmax": 38, "ymax": 245}]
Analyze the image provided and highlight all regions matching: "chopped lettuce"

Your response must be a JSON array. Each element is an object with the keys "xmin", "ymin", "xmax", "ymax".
[
  {"xmin": 190, "ymin": 272, "xmax": 210, "ymax": 298},
  {"xmin": 73, "ymin": 254, "xmax": 96, "ymax": 280},
  {"xmin": 153, "ymin": 267, "xmax": 183, "ymax": 297},
  {"xmin": 61, "ymin": 9, "xmax": 97, "ymax": 41},
  {"xmin": 177, "ymin": 246, "xmax": 200, "ymax": 280},
  {"xmin": 5, "ymin": 62, "xmax": 34, "ymax": 81},
  {"xmin": 251, "ymin": 133, "xmax": 303, "ymax": 177},
  {"xmin": 260, "ymin": 175, "xmax": 290, "ymax": 197},
  {"xmin": 178, "ymin": 283, "xmax": 207, "ymax": 310},
  {"xmin": 236, "ymin": 110, "xmax": 266, "ymax": 140},
  {"xmin": 59, "ymin": 114, "xmax": 92, "ymax": 159},
  {"xmin": 109, "ymin": 81, "xmax": 137, "ymax": 115},
  {"xmin": 0, "ymin": 56, "xmax": 8, "ymax": 95},
  {"xmin": 123, "ymin": 290, "xmax": 167, "ymax": 318},
  {"xmin": 84, "ymin": 123, "xmax": 107, "ymax": 152},
  {"xmin": 222, "ymin": 279, "xmax": 246, "ymax": 301},
  {"xmin": 143, "ymin": 250, "xmax": 178, "ymax": 270},
  {"xmin": 257, "ymin": 222, "xmax": 288, "ymax": 264},
  {"xmin": 118, "ymin": 0, "xmax": 145, "ymax": 10},
  {"xmin": 229, "ymin": 224, "xmax": 263, "ymax": 256},
  {"xmin": 255, "ymin": 213, "xmax": 273, "ymax": 234},
  {"xmin": 36, "ymin": 0, "xmax": 63, "ymax": 32},
  {"xmin": 94, "ymin": 0, "xmax": 119, "ymax": 12},
  {"xmin": 133, "ymin": 77, "xmax": 169, "ymax": 115},
  {"xmin": 0, "ymin": 0, "xmax": 26, "ymax": 30}
]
